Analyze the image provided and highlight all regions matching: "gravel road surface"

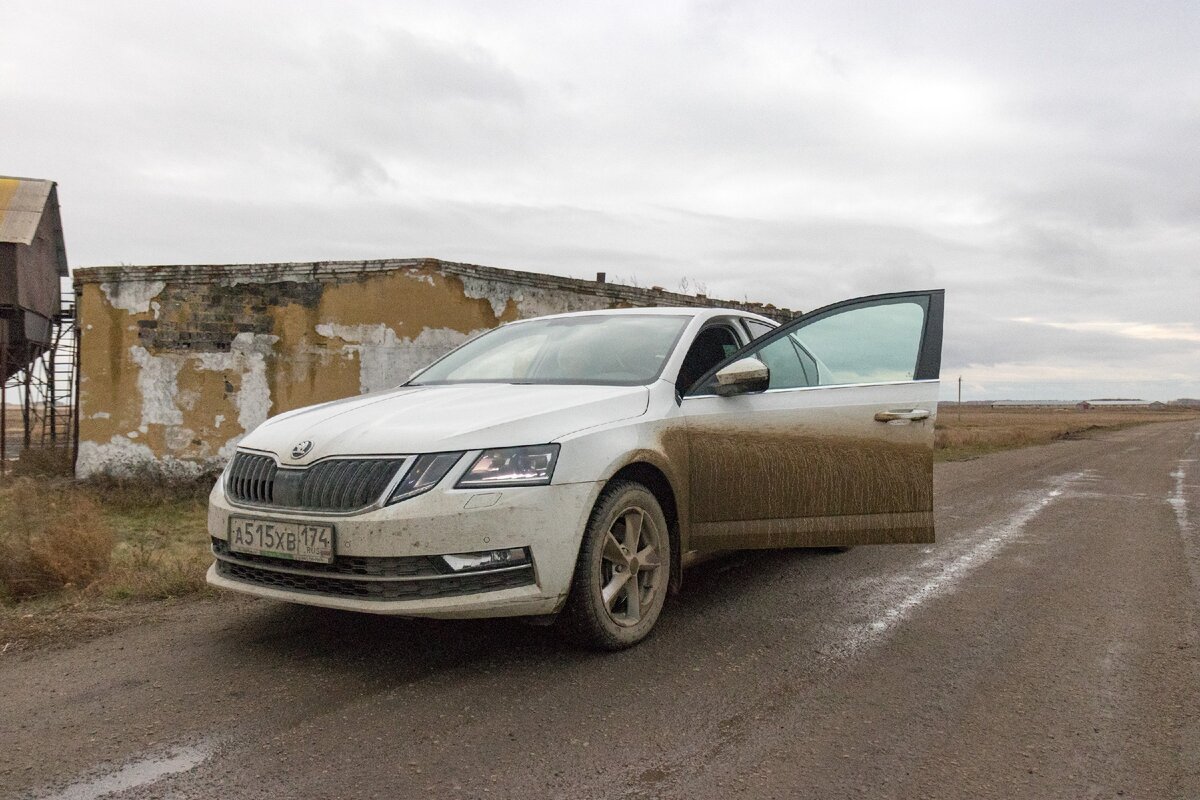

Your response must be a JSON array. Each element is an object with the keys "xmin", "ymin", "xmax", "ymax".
[{"xmin": 3, "ymin": 420, "xmax": 1198, "ymax": 799}]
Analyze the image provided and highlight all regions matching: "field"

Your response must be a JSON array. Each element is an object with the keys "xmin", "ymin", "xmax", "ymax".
[
  {"xmin": 1, "ymin": 405, "xmax": 1196, "ymax": 650},
  {"xmin": 934, "ymin": 405, "xmax": 1200, "ymax": 461}
]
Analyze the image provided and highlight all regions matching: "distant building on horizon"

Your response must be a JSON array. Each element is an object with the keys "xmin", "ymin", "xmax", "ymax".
[
  {"xmin": 989, "ymin": 400, "xmax": 1077, "ymax": 408},
  {"xmin": 948, "ymin": 398, "xmax": 1186, "ymax": 410},
  {"xmin": 1085, "ymin": 398, "xmax": 1151, "ymax": 407}
]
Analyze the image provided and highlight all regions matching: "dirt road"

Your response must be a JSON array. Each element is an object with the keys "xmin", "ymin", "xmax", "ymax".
[{"xmin": 4, "ymin": 420, "xmax": 1199, "ymax": 799}]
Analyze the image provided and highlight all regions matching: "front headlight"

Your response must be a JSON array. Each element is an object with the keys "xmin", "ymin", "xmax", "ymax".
[
  {"xmin": 455, "ymin": 444, "xmax": 560, "ymax": 489},
  {"xmin": 387, "ymin": 452, "xmax": 464, "ymax": 505}
]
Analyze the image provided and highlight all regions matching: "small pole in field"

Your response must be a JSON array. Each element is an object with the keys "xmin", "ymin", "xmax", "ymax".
[{"xmin": 958, "ymin": 375, "xmax": 962, "ymax": 419}]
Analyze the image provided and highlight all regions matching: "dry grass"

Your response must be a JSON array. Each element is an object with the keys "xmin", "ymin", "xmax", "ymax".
[
  {"xmin": 0, "ymin": 472, "xmax": 218, "ymax": 651},
  {"xmin": 82, "ymin": 476, "xmax": 215, "ymax": 602},
  {"xmin": 0, "ymin": 478, "xmax": 114, "ymax": 602},
  {"xmin": 0, "ymin": 473, "xmax": 215, "ymax": 608},
  {"xmin": 935, "ymin": 406, "xmax": 1200, "ymax": 461},
  {"xmin": 5, "ymin": 446, "xmax": 75, "ymax": 478}
]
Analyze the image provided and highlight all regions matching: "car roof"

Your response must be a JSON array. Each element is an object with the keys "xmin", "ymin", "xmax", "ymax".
[{"xmin": 509, "ymin": 306, "xmax": 779, "ymax": 325}]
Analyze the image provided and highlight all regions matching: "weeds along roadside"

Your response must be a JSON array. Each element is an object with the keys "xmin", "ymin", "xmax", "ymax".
[{"xmin": 0, "ymin": 459, "xmax": 216, "ymax": 607}]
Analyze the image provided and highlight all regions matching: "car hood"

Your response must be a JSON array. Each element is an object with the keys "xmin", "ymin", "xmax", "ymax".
[{"xmin": 239, "ymin": 383, "xmax": 651, "ymax": 464}]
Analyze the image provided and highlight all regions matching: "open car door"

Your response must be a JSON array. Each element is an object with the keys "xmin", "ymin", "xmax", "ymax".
[{"xmin": 680, "ymin": 290, "xmax": 944, "ymax": 550}]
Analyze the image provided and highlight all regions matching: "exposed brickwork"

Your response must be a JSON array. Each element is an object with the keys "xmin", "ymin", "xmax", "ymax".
[{"xmin": 136, "ymin": 280, "xmax": 323, "ymax": 352}]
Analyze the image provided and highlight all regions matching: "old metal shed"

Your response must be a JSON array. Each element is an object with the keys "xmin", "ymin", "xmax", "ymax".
[{"xmin": 0, "ymin": 176, "xmax": 68, "ymax": 379}]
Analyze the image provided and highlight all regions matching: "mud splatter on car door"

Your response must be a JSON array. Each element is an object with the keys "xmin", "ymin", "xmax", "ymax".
[{"xmin": 681, "ymin": 291, "xmax": 944, "ymax": 549}]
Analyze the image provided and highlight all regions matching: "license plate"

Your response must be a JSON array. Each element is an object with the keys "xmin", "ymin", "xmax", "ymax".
[{"xmin": 227, "ymin": 517, "xmax": 335, "ymax": 564}]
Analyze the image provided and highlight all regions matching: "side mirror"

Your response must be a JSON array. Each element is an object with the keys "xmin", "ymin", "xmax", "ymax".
[{"xmin": 713, "ymin": 356, "xmax": 770, "ymax": 396}]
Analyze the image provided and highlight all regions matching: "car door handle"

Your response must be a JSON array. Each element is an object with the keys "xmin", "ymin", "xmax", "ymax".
[{"xmin": 874, "ymin": 409, "xmax": 931, "ymax": 422}]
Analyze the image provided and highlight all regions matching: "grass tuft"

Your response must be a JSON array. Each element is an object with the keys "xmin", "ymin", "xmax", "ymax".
[
  {"xmin": 0, "ymin": 473, "xmax": 217, "ymax": 607},
  {"xmin": 7, "ymin": 447, "xmax": 76, "ymax": 478},
  {"xmin": 0, "ymin": 478, "xmax": 115, "ymax": 601},
  {"xmin": 79, "ymin": 474, "xmax": 216, "ymax": 602},
  {"xmin": 101, "ymin": 535, "xmax": 212, "ymax": 600},
  {"xmin": 79, "ymin": 472, "xmax": 216, "ymax": 513}
]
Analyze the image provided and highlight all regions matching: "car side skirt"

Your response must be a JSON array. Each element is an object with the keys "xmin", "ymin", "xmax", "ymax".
[{"xmin": 688, "ymin": 510, "xmax": 934, "ymax": 549}]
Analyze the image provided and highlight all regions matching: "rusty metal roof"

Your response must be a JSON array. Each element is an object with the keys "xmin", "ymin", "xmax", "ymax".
[{"xmin": 0, "ymin": 176, "xmax": 67, "ymax": 275}]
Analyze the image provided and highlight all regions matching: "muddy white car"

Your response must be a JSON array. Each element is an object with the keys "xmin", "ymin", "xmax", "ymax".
[{"xmin": 207, "ymin": 290, "xmax": 945, "ymax": 648}]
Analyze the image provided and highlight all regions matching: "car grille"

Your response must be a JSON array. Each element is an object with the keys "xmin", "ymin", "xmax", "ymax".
[
  {"xmin": 226, "ymin": 452, "xmax": 407, "ymax": 512},
  {"xmin": 213, "ymin": 556, "xmax": 536, "ymax": 601}
]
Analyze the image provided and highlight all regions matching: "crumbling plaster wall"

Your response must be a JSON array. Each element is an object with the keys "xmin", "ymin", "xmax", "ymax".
[{"xmin": 74, "ymin": 258, "xmax": 795, "ymax": 478}]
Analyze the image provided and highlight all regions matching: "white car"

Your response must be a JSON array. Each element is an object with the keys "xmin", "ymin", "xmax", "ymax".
[{"xmin": 207, "ymin": 290, "xmax": 945, "ymax": 648}]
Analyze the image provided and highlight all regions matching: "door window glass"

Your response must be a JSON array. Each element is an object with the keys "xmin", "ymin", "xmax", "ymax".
[
  {"xmin": 686, "ymin": 296, "xmax": 931, "ymax": 395},
  {"xmin": 788, "ymin": 299, "xmax": 926, "ymax": 385},
  {"xmin": 755, "ymin": 335, "xmax": 816, "ymax": 389}
]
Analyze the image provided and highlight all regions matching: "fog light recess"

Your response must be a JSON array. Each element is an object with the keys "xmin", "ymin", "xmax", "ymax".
[{"xmin": 441, "ymin": 548, "xmax": 531, "ymax": 573}]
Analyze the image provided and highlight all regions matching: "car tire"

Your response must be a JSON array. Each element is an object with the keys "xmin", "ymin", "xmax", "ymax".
[{"xmin": 562, "ymin": 480, "xmax": 672, "ymax": 650}]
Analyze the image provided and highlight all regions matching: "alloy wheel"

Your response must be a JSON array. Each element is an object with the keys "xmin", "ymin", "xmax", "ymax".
[{"xmin": 598, "ymin": 506, "xmax": 665, "ymax": 627}]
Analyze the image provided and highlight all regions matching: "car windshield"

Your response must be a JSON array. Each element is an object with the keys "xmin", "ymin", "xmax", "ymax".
[{"xmin": 409, "ymin": 314, "xmax": 692, "ymax": 386}]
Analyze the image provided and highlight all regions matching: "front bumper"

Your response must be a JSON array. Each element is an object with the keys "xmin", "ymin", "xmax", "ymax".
[{"xmin": 206, "ymin": 480, "xmax": 601, "ymax": 618}]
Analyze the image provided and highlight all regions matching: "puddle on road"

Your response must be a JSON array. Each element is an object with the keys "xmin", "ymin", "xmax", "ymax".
[{"xmin": 36, "ymin": 743, "xmax": 212, "ymax": 800}]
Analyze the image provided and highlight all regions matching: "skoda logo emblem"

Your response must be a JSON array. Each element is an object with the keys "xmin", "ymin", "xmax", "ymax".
[{"xmin": 291, "ymin": 440, "xmax": 314, "ymax": 459}]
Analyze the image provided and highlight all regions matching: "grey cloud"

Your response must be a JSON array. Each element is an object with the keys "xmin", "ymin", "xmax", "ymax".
[
  {"xmin": 323, "ymin": 28, "xmax": 525, "ymax": 107},
  {"xmin": 942, "ymin": 316, "xmax": 1200, "ymax": 371},
  {"xmin": 3, "ymin": 0, "xmax": 1198, "ymax": 400}
]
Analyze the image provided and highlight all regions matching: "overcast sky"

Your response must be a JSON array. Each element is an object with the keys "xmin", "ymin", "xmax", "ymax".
[{"xmin": 4, "ymin": 1, "xmax": 1198, "ymax": 400}]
